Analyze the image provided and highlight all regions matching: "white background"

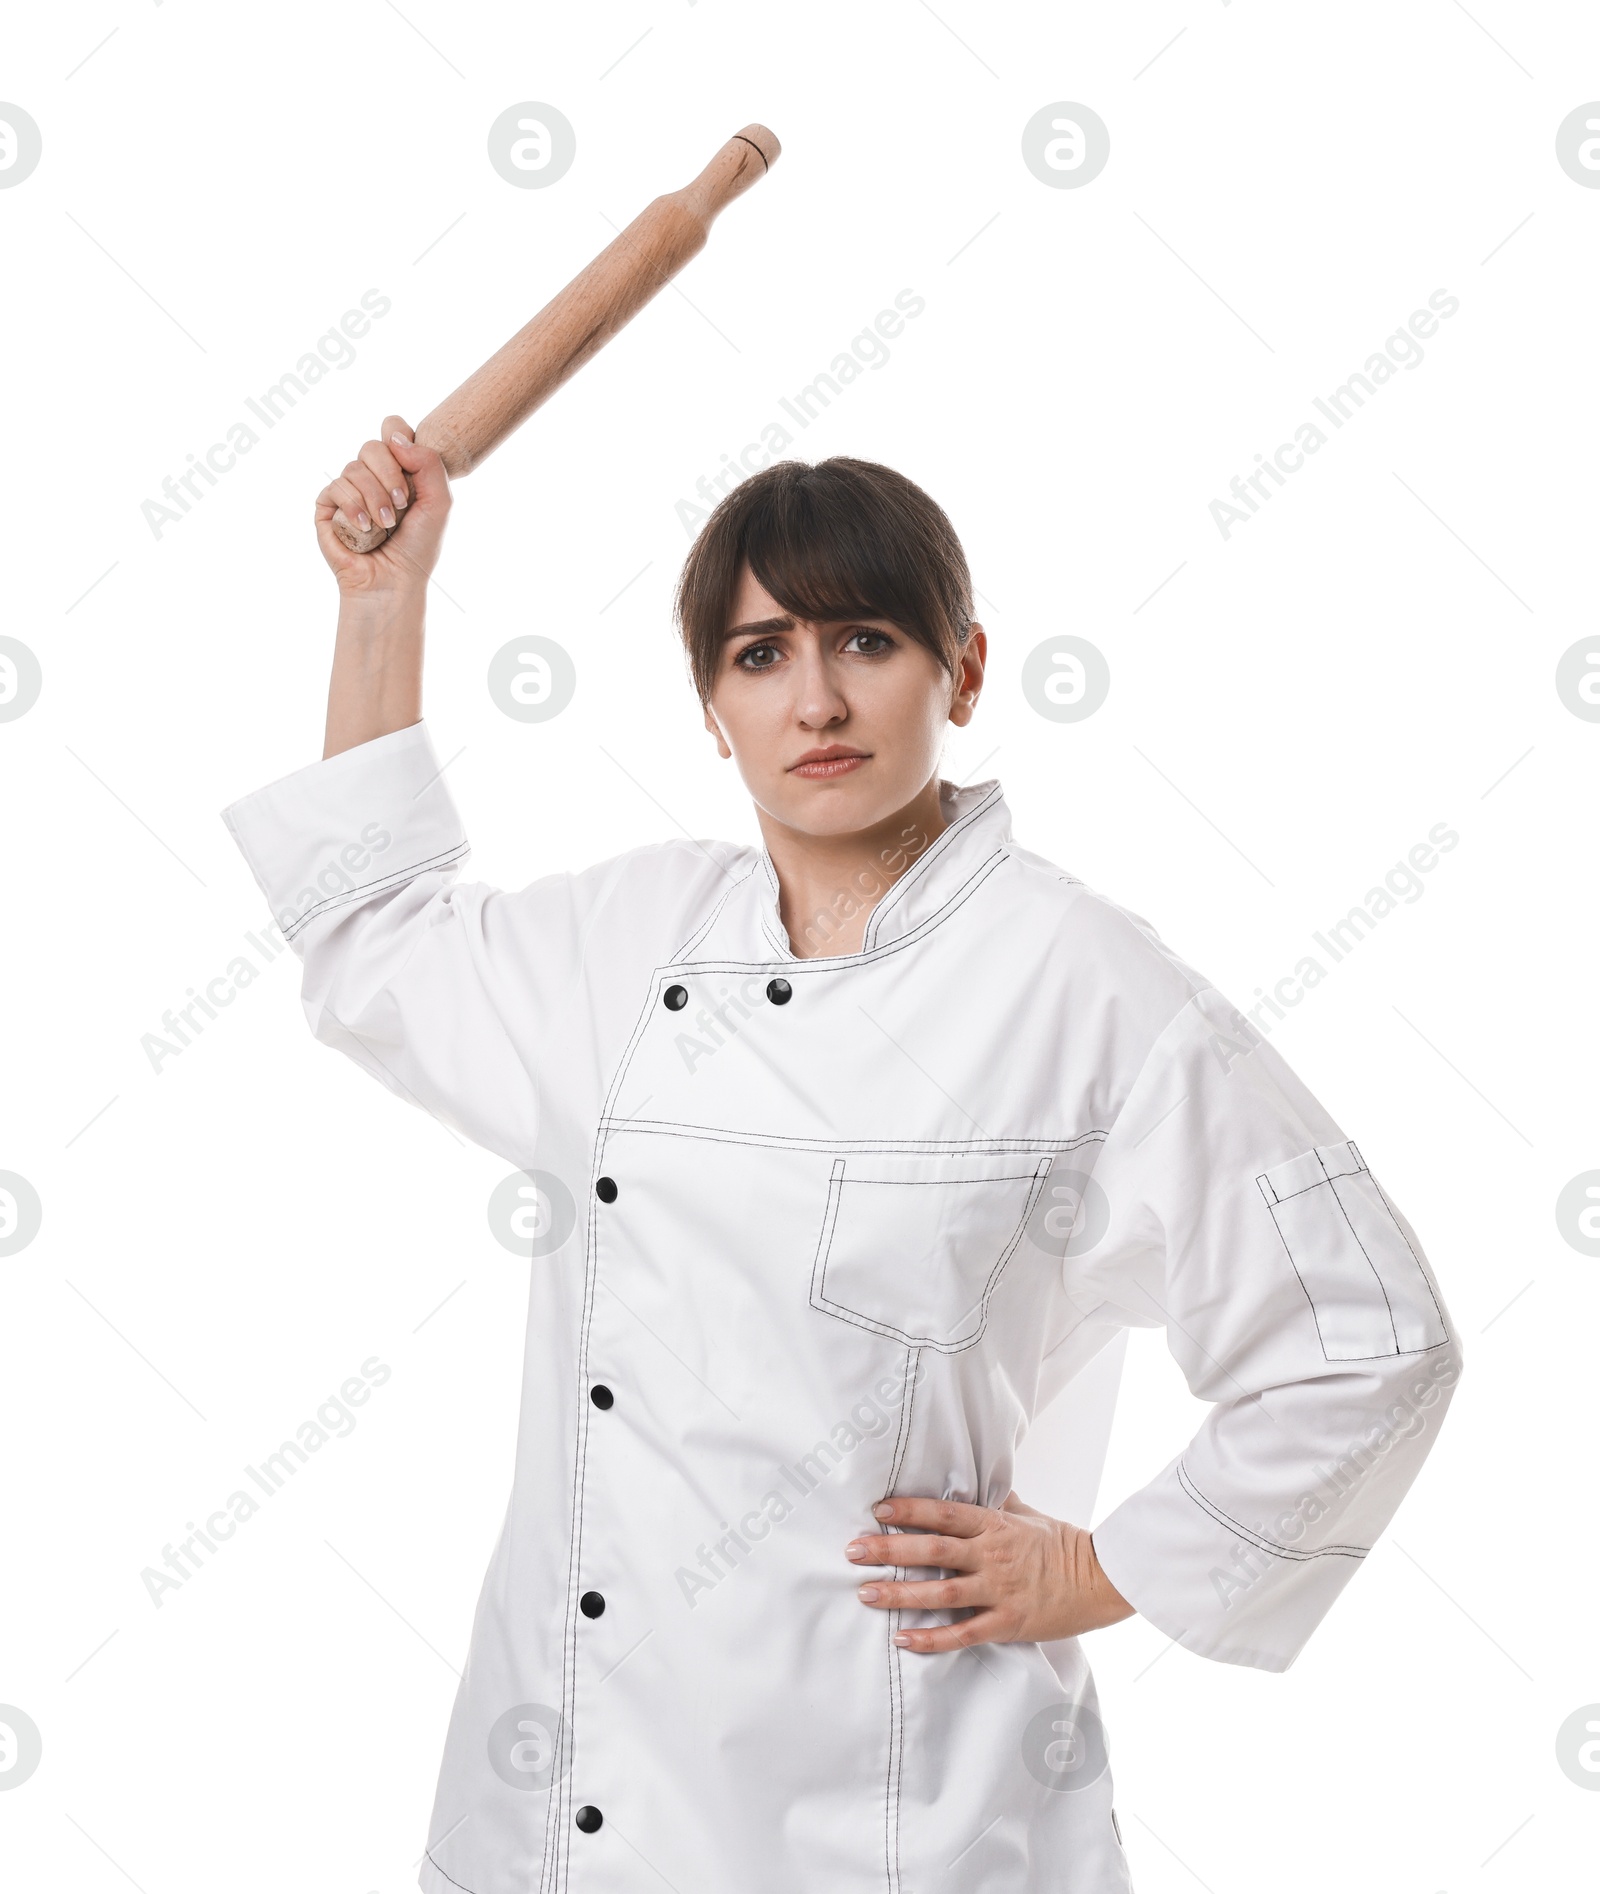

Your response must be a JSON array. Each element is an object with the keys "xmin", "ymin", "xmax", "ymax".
[{"xmin": 3, "ymin": 4, "xmax": 1597, "ymax": 1890}]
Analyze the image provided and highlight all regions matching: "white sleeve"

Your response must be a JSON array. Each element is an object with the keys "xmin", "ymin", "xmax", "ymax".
[
  {"xmin": 220, "ymin": 720, "xmax": 561, "ymax": 1168},
  {"xmin": 1078, "ymin": 986, "xmax": 1464, "ymax": 1672}
]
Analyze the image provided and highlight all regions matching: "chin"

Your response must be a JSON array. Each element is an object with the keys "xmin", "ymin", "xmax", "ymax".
[{"xmin": 773, "ymin": 772, "xmax": 900, "ymax": 835}]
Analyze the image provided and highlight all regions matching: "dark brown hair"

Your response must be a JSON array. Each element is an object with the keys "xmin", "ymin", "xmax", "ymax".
[{"xmin": 674, "ymin": 457, "xmax": 974, "ymax": 702}]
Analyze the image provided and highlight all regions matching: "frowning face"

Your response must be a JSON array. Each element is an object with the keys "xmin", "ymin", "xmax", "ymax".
[{"xmin": 703, "ymin": 566, "xmax": 985, "ymax": 839}]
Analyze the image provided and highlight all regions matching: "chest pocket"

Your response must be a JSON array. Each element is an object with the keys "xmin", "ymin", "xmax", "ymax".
[{"xmin": 809, "ymin": 1152, "xmax": 1055, "ymax": 1353}]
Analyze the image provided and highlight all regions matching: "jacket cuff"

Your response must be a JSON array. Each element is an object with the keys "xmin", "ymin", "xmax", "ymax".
[
  {"xmin": 219, "ymin": 720, "xmax": 468, "ymax": 942},
  {"xmin": 1091, "ymin": 1458, "xmax": 1364, "ymax": 1673}
]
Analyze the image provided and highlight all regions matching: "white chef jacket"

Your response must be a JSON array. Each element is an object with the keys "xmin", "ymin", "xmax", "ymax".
[{"xmin": 222, "ymin": 720, "xmax": 1462, "ymax": 1894}]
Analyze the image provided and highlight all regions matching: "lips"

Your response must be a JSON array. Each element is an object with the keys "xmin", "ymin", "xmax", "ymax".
[{"xmin": 789, "ymin": 748, "xmax": 869, "ymax": 779}]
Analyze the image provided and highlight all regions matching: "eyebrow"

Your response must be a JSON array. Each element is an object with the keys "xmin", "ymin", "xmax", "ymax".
[{"xmin": 721, "ymin": 609, "xmax": 892, "ymax": 642}]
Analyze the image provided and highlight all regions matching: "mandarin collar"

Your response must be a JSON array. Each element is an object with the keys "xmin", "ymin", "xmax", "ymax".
[{"xmin": 749, "ymin": 778, "xmax": 1010, "ymax": 962}]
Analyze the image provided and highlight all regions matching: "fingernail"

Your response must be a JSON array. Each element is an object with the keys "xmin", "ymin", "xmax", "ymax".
[
  {"xmin": 872, "ymin": 1502, "xmax": 893, "ymax": 1520},
  {"xmin": 390, "ymin": 434, "xmax": 409, "ymax": 447},
  {"xmin": 391, "ymin": 487, "xmax": 408, "ymax": 510},
  {"xmin": 356, "ymin": 511, "xmax": 372, "ymax": 531},
  {"xmin": 845, "ymin": 1542, "xmax": 867, "ymax": 1561},
  {"xmin": 379, "ymin": 506, "xmax": 396, "ymax": 528},
  {"xmin": 857, "ymin": 1585, "xmax": 880, "ymax": 1602},
  {"xmin": 892, "ymin": 1633, "xmax": 911, "ymax": 1647}
]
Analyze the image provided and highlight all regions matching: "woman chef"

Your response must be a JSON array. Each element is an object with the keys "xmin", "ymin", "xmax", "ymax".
[{"xmin": 222, "ymin": 421, "xmax": 1463, "ymax": 1894}]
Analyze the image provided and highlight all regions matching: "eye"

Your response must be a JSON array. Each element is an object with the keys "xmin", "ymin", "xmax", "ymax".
[
  {"xmin": 734, "ymin": 640, "xmax": 781, "ymax": 672},
  {"xmin": 844, "ymin": 626, "xmax": 894, "ymax": 656}
]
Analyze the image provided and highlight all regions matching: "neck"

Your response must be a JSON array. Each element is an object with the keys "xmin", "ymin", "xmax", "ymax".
[{"xmin": 759, "ymin": 775, "xmax": 949, "ymax": 959}]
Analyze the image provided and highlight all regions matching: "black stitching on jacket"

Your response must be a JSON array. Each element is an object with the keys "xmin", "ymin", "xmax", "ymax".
[
  {"xmin": 1177, "ymin": 1460, "xmax": 1369, "ymax": 1561},
  {"xmin": 861, "ymin": 782, "xmax": 1003, "ymax": 952},
  {"xmin": 597, "ymin": 1120, "xmax": 1109, "ymax": 1157},
  {"xmin": 542, "ymin": 958, "xmax": 694, "ymax": 1892},
  {"xmin": 808, "ymin": 1157, "xmax": 1056, "ymax": 1354},
  {"xmin": 667, "ymin": 857, "xmax": 761, "ymax": 964},
  {"xmin": 882, "ymin": 1345, "xmax": 922, "ymax": 1894},
  {"xmin": 672, "ymin": 846, "xmax": 1009, "ymax": 975},
  {"xmin": 424, "ymin": 1846, "xmax": 483, "ymax": 1894},
  {"xmin": 282, "ymin": 840, "xmax": 470, "ymax": 938}
]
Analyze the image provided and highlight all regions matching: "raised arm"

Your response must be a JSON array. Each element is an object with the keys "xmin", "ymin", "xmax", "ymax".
[
  {"xmin": 313, "ymin": 416, "xmax": 452, "ymax": 759},
  {"xmin": 216, "ymin": 418, "xmax": 547, "ymax": 1158},
  {"xmin": 222, "ymin": 412, "xmax": 738, "ymax": 1172}
]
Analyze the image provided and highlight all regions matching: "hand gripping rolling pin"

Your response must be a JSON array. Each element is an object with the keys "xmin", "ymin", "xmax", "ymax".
[{"xmin": 333, "ymin": 123, "xmax": 781, "ymax": 553}]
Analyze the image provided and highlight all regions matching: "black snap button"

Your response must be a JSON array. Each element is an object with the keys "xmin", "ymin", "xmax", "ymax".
[
  {"xmin": 595, "ymin": 1176, "xmax": 618, "ymax": 1203},
  {"xmin": 575, "ymin": 1805, "xmax": 603, "ymax": 1833},
  {"xmin": 766, "ymin": 977, "xmax": 793, "ymax": 1005},
  {"xmin": 589, "ymin": 1384, "xmax": 614, "ymax": 1409},
  {"xmin": 580, "ymin": 1590, "xmax": 606, "ymax": 1619},
  {"xmin": 663, "ymin": 983, "xmax": 687, "ymax": 1010}
]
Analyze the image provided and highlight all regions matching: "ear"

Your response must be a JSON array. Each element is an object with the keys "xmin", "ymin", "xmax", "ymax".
[
  {"xmin": 948, "ymin": 624, "xmax": 986, "ymax": 728},
  {"xmin": 703, "ymin": 699, "xmax": 733, "ymax": 759}
]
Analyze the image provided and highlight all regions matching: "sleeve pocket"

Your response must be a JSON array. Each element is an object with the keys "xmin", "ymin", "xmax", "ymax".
[{"xmin": 1256, "ymin": 1140, "xmax": 1448, "ymax": 1361}]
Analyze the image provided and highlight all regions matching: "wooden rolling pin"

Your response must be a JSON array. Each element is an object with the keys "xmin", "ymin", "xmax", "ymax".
[{"xmin": 334, "ymin": 123, "xmax": 781, "ymax": 553}]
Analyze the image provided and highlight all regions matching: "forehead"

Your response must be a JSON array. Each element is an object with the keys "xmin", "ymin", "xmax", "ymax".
[
  {"xmin": 726, "ymin": 563, "xmax": 893, "ymax": 633},
  {"xmin": 728, "ymin": 564, "xmax": 784, "ymax": 623}
]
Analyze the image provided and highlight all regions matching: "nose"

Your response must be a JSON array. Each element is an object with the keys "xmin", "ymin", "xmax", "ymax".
[{"xmin": 791, "ymin": 635, "xmax": 849, "ymax": 729}]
